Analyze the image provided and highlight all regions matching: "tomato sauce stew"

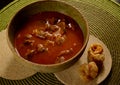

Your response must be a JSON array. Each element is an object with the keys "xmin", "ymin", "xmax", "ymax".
[{"xmin": 14, "ymin": 12, "xmax": 84, "ymax": 64}]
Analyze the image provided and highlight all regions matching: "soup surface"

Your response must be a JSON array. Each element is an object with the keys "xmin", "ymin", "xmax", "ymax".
[{"xmin": 14, "ymin": 11, "xmax": 84, "ymax": 64}]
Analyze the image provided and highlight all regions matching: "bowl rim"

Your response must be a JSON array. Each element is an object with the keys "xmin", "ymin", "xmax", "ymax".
[{"xmin": 6, "ymin": 0, "xmax": 89, "ymax": 68}]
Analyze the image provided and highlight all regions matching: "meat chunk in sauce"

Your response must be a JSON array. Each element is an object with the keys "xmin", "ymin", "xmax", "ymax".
[
  {"xmin": 33, "ymin": 29, "xmax": 48, "ymax": 39},
  {"xmin": 55, "ymin": 56, "xmax": 65, "ymax": 63},
  {"xmin": 57, "ymin": 21, "xmax": 66, "ymax": 35},
  {"xmin": 45, "ymin": 40, "xmax": 55, "ymax": 46},
  {"xmin": 25, "ymin": 49, "xmax": 35, "ymax": 59},
  {"xmin": 23, "ymin": 39, "xmax": 34, "ymax": 46},
  {"xmin": 37, "ymin": 44, "xmax": 48, "ymax": 52},
  {"xmin": 25, "ymin": 34, "xmax": 32, "ymax": 39},
  {"xmin": 55, "ymin": 35, "xmax": 66, "ymax": 45},
  {"xmin": 58, "ymin": 48, "xmax": 73, "ymax": 57}
]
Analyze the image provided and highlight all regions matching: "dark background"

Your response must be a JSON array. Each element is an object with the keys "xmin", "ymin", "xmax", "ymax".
[{"xmin": 0, "ymin": 0, "xmax": 13, "ymax": 9}]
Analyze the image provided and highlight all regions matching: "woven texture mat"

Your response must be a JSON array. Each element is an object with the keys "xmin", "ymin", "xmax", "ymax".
[{"xmin": 0, "ymin": 0, "xmax": 120, "ymax": 85}]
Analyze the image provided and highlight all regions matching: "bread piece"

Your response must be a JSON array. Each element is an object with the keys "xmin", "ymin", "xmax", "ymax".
[
  {"xmin": 88, "ymin": 43, "xmax": 105, "ymax": 69},
  {"xmin": 79, "ymin": 62, "xmax": 98, "ymax": 81}
]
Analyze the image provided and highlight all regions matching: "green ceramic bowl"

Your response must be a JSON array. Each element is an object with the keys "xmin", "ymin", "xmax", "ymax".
[{"xmin": 7, "ymin": 0, "xmax": 89, "ymax": 73}]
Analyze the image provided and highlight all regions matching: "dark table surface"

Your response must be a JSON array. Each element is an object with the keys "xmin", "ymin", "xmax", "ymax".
[{"xmin": 0, "ymin": 0, "xmax": 13, "ymax": 10}]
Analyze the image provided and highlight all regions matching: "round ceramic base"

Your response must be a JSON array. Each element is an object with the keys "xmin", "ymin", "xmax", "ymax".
[
  {"xmin": 0, "ymin": 29, "xmax": 37, "ymax": 80},
  {"xmin": 54, "ymin": 35, "xmax": 112, "ymax": 85}
]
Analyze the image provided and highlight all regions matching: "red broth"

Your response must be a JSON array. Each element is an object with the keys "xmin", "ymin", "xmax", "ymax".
[{"xmin": 14, "ymin": 12, "xmax": 84, "ymax": 64}]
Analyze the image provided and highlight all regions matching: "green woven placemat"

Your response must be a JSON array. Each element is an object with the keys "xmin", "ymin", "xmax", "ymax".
[{"xmin": 0, "ymin": 0, "xmax": 120, "ymax": 85}]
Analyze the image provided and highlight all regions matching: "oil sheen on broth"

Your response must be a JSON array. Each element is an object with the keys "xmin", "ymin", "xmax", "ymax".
[{"xmin": 14, "ymin": 12, "xmax": 84, "ymax": 64}]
